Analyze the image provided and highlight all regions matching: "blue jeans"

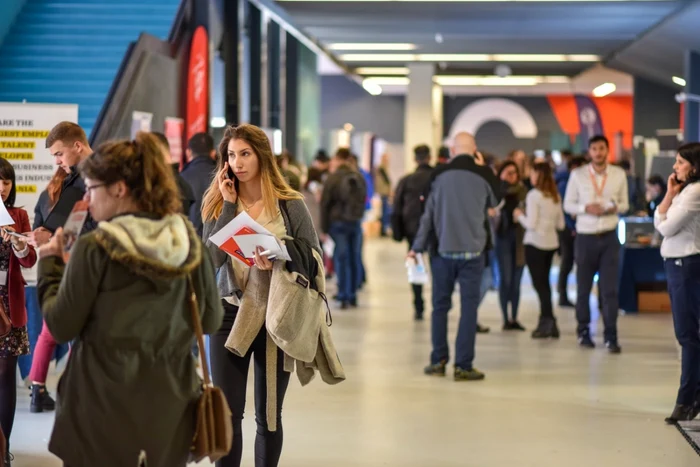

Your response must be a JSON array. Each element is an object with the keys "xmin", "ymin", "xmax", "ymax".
[
  {"xmin": 430, "ymin": 254, "xmax": 484, "ymax": 370},
  {"xmin": 479, "ymin": 255, "xmax": 492, "ymax": 305},
  {"xmin": 380, "ymin": 195, "xmax": 391, "ymax": 234},
  {"xmin": 489, "ymin": 249, "xmax": 500, "ymax": 288},
  {"xmin": 496, "ymin": 232, "xmax": 524, "ymax": 323},
  {"xmin": 666, "ymin": 254, "xmax": 700, "ymax": 405},
  {"xmin": 329, "ymin": 221, "xmax": 363, "ymax": 302}
]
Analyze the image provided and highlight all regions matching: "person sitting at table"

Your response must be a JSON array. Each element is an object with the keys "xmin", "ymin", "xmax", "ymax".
[
  {"xmin": 653, "ymin": 142, "xmax": 700, "ymax": 423},
  {"xmin": 644, "ymin": 174, "xmax": 667, "ymax": 217}
]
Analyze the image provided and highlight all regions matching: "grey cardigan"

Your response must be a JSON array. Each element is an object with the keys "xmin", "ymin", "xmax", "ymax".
[{"xmin": 203, "ymin": 198, "xmax": 322, "ymax": 300}]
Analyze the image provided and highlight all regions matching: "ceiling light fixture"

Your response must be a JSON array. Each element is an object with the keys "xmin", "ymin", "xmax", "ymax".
[
  {"xmin": 362, "ymin": 75, "xmax": 571, "ymax": 86},
  {"xmin": 210, "ymin": 117, "xmax": 226, "ymax": 128},
  {"xmin": 592, "ymin": 82, "xmax": 616, "ymax": 97},
  {"xmin": 355, "ymin": 67, "xmax": 409, "ymax": 75},
  {"xmin": 339, "ymin": 53, "xmax": 599, "ymax": 62},
  {"xmin": 342, "ymin": 54, "xmax": 416, "ymax": 62},
  {"xmin": 419, "ymin": 54, "xmax": 491, "ymax": 62},
  {"xmin": 362, "ymin": 79, "xmax": 383, "ymax": 95},
  {"xmin": 328, "ymin": 43, "xmax": 416, "ymax": 51},
  {"xmin": 493, "ymin": 54, "xmax": 565, "ymax": 62},
  {"xmin": 363, "ymin": 77, "xmax": 411, "ymax": 85},
  {"xmin": 437, "ymin": 76, "xmax": 540, "ymax": 86},
  {"xmin": 279, "ymin": 0, "xmax": 662, "ymax": 2},
  {"xmin": 673, "ymin": 76, "xmax": 687, "ymax": 86}
]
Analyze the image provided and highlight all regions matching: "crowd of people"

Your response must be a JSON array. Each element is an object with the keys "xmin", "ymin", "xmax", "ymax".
[
  {"xmin": 0, "ymin": 122, "xmax": 352, "ymax": 467},
  {"xmin": 0, "ymin": 120, "xmax": 697, "ymax": 466},
  {"xmin": 393, "ymin": 133, "xmax": 700, "ymax": 425}
]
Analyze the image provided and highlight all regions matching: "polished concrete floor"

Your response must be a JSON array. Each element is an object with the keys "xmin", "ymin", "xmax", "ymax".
[{"xmin": 9, "ymin": 239, "xmax": 698, "ymax": 466}]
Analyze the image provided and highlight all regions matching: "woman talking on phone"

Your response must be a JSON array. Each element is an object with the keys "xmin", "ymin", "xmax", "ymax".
[
  {"xmin": 654, "ymin": 143, "xmax": 700, "ymax": 423},
  {"xmin": 202, "ymin": 124, "xmax": 322, "ymax": 467},
  {"xmin": 0, "ymin": 158, "xmax": 37, "ymax": 466}
]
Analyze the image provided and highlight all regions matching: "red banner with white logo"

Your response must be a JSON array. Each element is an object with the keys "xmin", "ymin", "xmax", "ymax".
[{"xmin": 186, "ymin": 26, "xmax": 209, "ymax": 151}]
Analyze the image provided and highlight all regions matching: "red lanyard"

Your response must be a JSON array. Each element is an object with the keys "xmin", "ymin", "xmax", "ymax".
[{"xmin": 589, "ymin": 165, "xmax": 607, "ymax": 198}]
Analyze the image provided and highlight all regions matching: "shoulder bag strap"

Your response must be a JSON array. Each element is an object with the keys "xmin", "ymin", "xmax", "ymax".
[{"xmin": 187, "ymin": 275, "xmax": 212, "ymax": 387}]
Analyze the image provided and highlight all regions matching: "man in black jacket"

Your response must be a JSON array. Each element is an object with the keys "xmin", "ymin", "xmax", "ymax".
[
  {"xmin": 27, "ymin": 121, "xmax": 97, "ymax": 414},
  {"xmin": 392, "ymin": 144, "xmax": 433, "ymax": 320},
  {"xmin": 29, "ymin": 122, "xmax": 97, "ymax": 247},
  {"xmin": 181, "ymin": 132, "xmax": 217, "ymax": 237},
  {"xmin": 152, "ymin": 132, "xmax": 195, "ymax": 218},
  {"xmin": 320, "ymin": 148, "xmax": 367, "ymax": 309}
]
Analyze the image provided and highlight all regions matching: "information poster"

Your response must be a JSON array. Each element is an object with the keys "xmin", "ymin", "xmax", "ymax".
[
  {"xmin": 131, "ymin": 111, "xmax": 153, "ymax": 139},
  {"xmin": 0, "ymin": 102, "xmax": 79, "ymax": 220},
  {"xmin": 165, "ymin": 117, "xmax": 185, "ymax": 166}
]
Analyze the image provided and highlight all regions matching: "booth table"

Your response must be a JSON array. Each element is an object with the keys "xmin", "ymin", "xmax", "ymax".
[{"xmin": 617, "ymin": 245, "xmax": 667, "ymax": 313}]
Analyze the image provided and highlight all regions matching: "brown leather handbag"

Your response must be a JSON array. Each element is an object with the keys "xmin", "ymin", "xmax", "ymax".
[
  {"xmin": 187, "ymin": 276, "xmax": 233, "ymax": 463},
  {"xmin": 0, "ymin": 300, "xmax": 12, "ymax": 339}
]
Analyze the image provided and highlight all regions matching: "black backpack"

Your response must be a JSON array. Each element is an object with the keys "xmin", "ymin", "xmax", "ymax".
[{"xmin": 338, "ymin": 171, "xmax": 367, "ymax": 221}]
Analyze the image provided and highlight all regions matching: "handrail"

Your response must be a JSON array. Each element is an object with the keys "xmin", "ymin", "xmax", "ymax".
[
  {"xmin": 168, "ymin": 0, "xmax": 191, "ymax": 44},
  {"xmin": 90, "ymin": 0, "xmax": 191, "ymax": 146}
]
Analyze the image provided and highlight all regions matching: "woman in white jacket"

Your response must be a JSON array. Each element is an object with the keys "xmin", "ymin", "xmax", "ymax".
[
  {"xmin": 514, "ymin": 162, "xmax": 565, "ymax": 339},
  {"xmin": 654, "ymin": 142, "xmax": 700, "ymax": 424}
]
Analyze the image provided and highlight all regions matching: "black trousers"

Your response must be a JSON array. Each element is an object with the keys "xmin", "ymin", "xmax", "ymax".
[
  {"xmin": 210, "ymin": 301, "xmax": 291, "ymax": 467},
  {"xmin": 666, "ymin": 255, "xmax": 700, "ymax": 405},
  {"xmin": 525, "ymin": 245, "xmax": 556, "ymax": 319},
  {"xmin": 557, "ymin": 227, "xmax": 576, "ymax": 296},
  {"xmin": 407, "ymin": 235, "xmax": 424, "ymax": 315},
  {"xmin": 574, "ymin": 231, "xmax": 620, "ymax": 340}
]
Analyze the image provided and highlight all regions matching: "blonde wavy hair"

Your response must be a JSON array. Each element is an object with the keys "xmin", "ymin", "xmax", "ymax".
[{"xmin": 202, "ymin": 124, "xmax": 301, "ymax": 221}]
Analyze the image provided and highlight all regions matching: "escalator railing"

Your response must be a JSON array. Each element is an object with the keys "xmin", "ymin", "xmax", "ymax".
[{"xmin": 90, "ymin": 0, "xmax": 193, "ymax": 146}]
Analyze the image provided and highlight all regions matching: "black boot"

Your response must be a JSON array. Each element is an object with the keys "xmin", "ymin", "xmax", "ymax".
[
  {"xmin": 531, "ymin": 317, "xmax": 557, "ymax": 339},
  {"xmin": 30, "ymin": 384, "xmax": 56, "ymax": 413},
  {"xmin": 412, "ymin": 284, "xmax": 424, "ymax": 321},
  {"xmin": 665, "ymin": 404, "xmax": 697, "ymax": 424}
]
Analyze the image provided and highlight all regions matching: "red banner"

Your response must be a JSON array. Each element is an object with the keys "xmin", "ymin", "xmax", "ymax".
[{"xmin": 186, "ymin": 26, "xmax": 209, "ymax": 146}]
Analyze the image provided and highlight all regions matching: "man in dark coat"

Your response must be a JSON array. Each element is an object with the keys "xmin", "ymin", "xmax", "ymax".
[
  {"xmin": 181, "ymin": 133, "xmax": 217, "ymax": 237},
  {"xmin": 392, "ymin": 144, "xmax": 433, "ymax": 320}
]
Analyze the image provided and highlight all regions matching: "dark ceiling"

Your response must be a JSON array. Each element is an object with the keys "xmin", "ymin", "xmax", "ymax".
[
  {"xmin": 276, "ymin": 0, "xmax": 691, "ymax": 79},
  {"xmin": 608, "ymin": 0, "xmax": 700, "ymax": 87}
]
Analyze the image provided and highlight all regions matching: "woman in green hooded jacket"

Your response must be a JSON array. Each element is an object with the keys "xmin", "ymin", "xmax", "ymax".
[{"xmin": 36, "ymin": 132, "xmax": 224, "ymax": 467}]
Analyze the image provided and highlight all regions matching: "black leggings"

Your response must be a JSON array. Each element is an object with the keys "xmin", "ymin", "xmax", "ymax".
[
  {"xmin": 0, "ymin": 356, "xmax": 17, "ymax": 452},
  {"xmin": 210, "ymin": 301, "xmax": 291, "ymax": 467},
  {"xmin": 525, "ymin": 245, "xmax": 556, "ymax": 319}
]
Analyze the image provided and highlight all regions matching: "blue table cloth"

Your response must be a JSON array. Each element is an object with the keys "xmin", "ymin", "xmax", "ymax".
[{"xmin": 617, "ymin": 246, "xmax": 666, "ymax": 313}]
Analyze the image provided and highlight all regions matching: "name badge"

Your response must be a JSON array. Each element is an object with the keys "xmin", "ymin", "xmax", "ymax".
[{"xmin": 0, "ymin": 271, "xmax": 7, "ymax": 286}]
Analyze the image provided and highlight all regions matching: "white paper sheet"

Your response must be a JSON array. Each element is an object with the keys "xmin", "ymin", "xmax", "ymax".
[
  {"xmin": 208, "ymin": 211, "xmax": 269, "ymax": 247},
  {"xmin": 208, "ymin": 211, "xmax": 292, "ymax": 266},
  {"xmin": 0, "ymin": 201, "xmax": 15, "ymax": 227},
  {"xmin": 232, "ymin": 233, "xmax": 292, "ymax": 261}
]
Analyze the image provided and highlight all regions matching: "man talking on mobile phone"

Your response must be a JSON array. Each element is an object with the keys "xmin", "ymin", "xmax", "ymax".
[{"xmin": 409, "ymin": 132, "xmax": 501, "ymax": 382}]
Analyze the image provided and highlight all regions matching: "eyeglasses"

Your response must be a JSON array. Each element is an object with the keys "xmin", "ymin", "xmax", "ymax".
[{"xmin": 85, "ymin": 183, "xmax": 107, "ymax": 195}]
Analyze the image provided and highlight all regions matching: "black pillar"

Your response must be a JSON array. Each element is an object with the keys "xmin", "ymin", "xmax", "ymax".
[
  {"xmin": 285, "ymin": 33, "xmax": 298, "ymax": 153},
  {"xmin": 685, "ymin": 50, "xmax": 700, "ymax": 142},
  {"xmin": 248, "ymin": 4, "xmax": 262, "ymax": 126},
  {"xmin": 268, "ymin": 21, "xmax": 281, "ymax": 130},
  {"xmin": 222, "ymin": 0, "xmax": 239, "ymax": 125}
]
